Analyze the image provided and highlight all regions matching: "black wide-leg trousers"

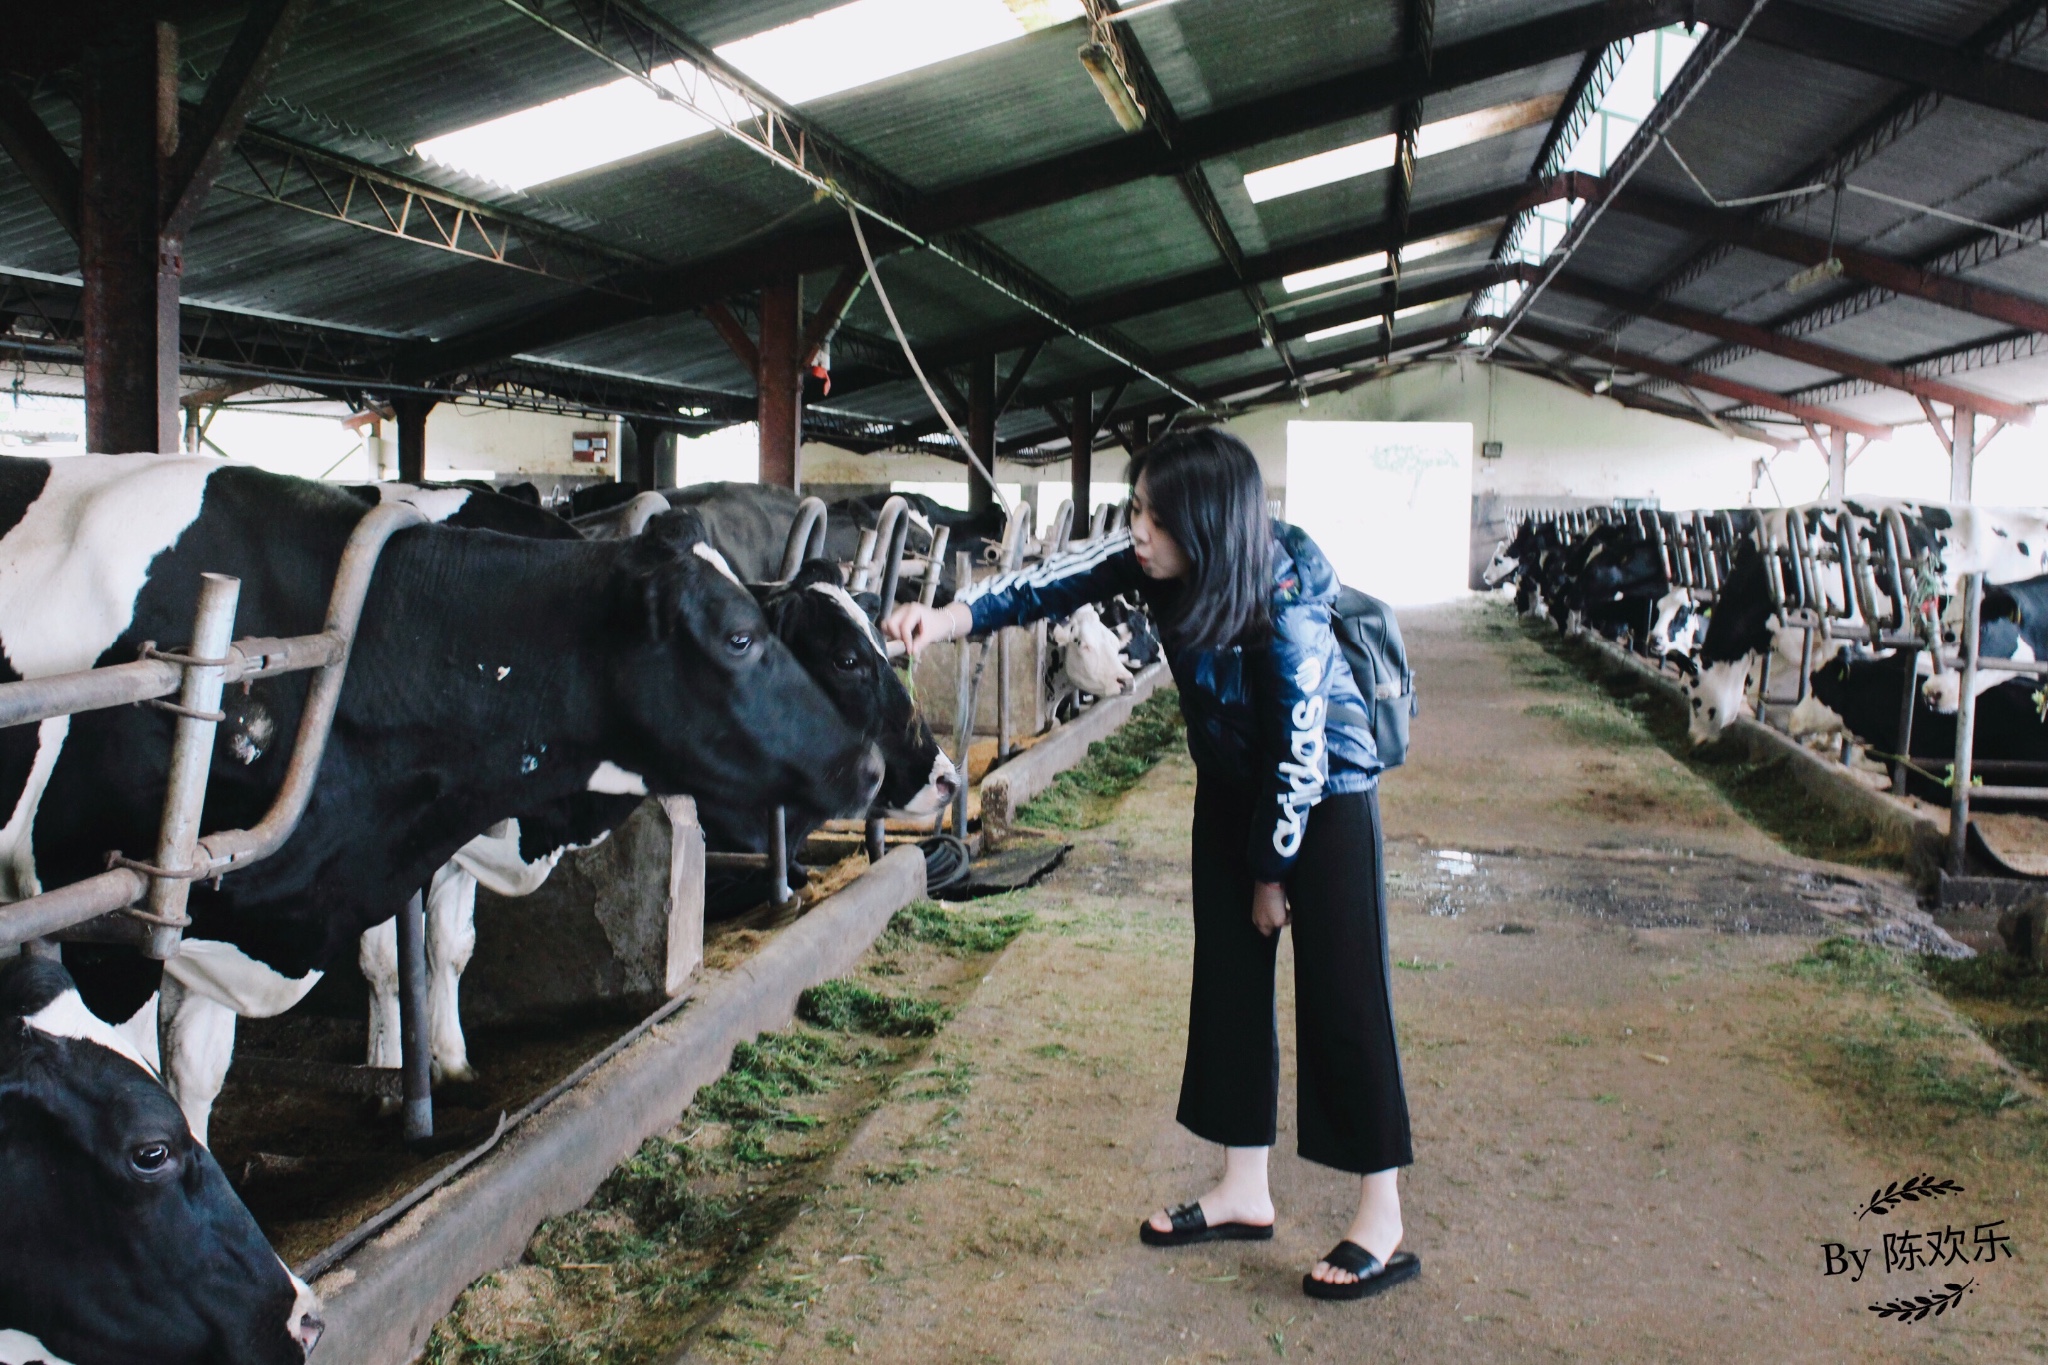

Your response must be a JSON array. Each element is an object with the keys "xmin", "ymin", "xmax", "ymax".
[{"xmin": 1175, "ymin": 781, "xmax": 1414, "ymax": 1175}]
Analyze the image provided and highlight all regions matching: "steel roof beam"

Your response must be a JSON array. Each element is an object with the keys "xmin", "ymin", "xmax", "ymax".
[
  {"xmin": 827, "ymin": 176, "xmax": 1586, "ymax": 402},
  {"xmin": 1611, "ymin": 188, "xmax": 2048, "ymax": 336},
  {"xmin": 405, "ymin": 0, "xmax": 1682, "ymax": 376},
  {"xmin": 457, "ymin": 0, "xmax": 1199, "ymax": 405},
  {"xmin": 915, "ymin": 0, "xmax": 1686, "ymax": 236},
  {"xmin": 1546, "ymin": 272, "xmax": 2035, "ymax": 423},
  {"xmin": 1696, "ymin": 0, "xmax": 2048, "ymax": 125},
  {"xmin": 0, "ymin": 85, "xmax": 81, "ymax": 241},
  {"xmin": 1518, "ymin": 319, "xmax": 1893, "ymax": 437},
  {"xmin": 163, "ymin": 0, "xmax": 309, "ymax": 239}
]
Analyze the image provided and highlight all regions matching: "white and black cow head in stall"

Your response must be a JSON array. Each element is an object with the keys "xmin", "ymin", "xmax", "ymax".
[
  {"xmin": 0, "ymin": 455, "xmax": 874, "ymax": 1033},
  {"xmin": 0, "ymin": 958, "xmax": 322, "ymax": 1365},
  {"xmin": 749, "ymin": 560, "xmax": 956, "ymax": 819}
]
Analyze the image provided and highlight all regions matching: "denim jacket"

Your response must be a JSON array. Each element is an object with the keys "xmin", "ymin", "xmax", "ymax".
[{"xmin": 963, "ymin": 521, "xmax": 1379, "ymax": 881}]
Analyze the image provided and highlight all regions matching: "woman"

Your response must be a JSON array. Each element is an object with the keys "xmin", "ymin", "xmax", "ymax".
[{"xmin": 883, "ymin": 429, "xmax": 1417, "ymax": 1300}]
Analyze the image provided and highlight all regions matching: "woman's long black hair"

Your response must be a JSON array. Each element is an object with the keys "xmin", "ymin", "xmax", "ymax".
[{"xmin": 1127, "ymin": 428, "xmax": 1273, "ymax": 652}]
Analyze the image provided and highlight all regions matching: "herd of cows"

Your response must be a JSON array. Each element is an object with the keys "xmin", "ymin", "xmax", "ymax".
[
  {"xmin": 0, "ymin": 454, "xmax": 1152, "ymax": 1365},
  {"xmin": 1485, "ymin": 499, "xmax": 2048, "ymax": 797}
]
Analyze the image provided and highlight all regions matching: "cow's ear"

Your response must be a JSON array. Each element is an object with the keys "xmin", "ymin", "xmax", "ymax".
[
  {"xmin": 851, "ymin": 589, "xmax": 884, "ymax": 622},
  {"xmin": 787, "ymin": 558, "xmax": 841, "ymax": 590},
  {"xmin": 641, "ymin": 507, "xmax": 710, "ymax": 552},
  {"xmin": 616, "ymin": 525, "xmax": 691, "ymax": 642}
]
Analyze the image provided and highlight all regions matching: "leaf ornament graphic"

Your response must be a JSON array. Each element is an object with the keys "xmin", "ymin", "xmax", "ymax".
[
  {"xmin": 1856, "ymin": 1174, "xmax": 1965, "ymax": 1219},
  {"xmin": 1868, "ymin": 1280, "xmax": 1973, "ymax": 1323}
]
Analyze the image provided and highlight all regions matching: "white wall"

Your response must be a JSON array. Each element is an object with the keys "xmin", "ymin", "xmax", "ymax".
[
  {"xmin": 1285, "ymin": 420, "xmax": 1473, "ymax": 605},
  {"xmin": 1221, "ymin": 360, "xmax": 1777, "ymax": 511}
]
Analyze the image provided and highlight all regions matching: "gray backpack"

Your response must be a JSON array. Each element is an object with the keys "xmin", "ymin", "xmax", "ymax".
[{"xmin": 1328, "ymin": 587, "xmax": 1416, "ymax": 771}]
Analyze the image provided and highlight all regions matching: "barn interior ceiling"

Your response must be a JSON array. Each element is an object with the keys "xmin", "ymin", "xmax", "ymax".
[{"xmin": 3, "ymin": 0, "xmax": 2047, "ymax": 464}]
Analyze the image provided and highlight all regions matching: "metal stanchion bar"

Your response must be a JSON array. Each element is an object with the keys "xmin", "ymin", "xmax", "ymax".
[
  {"xmin": 142, "ymin": 573, "xmax": 240, "ymax": 960},
  {"xmin": 920, "ymin": 526, "xmax": 951, "ymax": 607},
  {"xmin": 0, "ymin": 502, "xmax": 426, "ymax": 950},
  {"xmin": 766, "ymin": 807, "xmax": 793, "ymax": 910},
  {"xmin": 1949, "ymin": 573, "xmax": 1983, "ymax": 875},
  {"xmin": 779, "ymin": 497, "xmax": 829, "ymax": 581},
  {"xmin": 874, "ymin": 497, "xmax": 911, "ymax": 613},
  {"xmin": 397, "ymin": 889, "xmax": 433, "ymax": 1144}
]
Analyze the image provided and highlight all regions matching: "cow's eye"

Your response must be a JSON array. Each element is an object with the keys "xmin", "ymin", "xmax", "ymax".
[
  {"xmin": 130, "ymin": 1142, "xmax": 173, "ymax": 1176},
  {"xmin": 834, "ymin": 650, "xmax": 862, "ymax": 671},
  {"xmin": 725, "ymin": 631, "xmax": 754, "ymax": 655}
]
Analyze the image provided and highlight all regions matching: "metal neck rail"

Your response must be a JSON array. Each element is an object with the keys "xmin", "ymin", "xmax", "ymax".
[{"xmin": 0, "ymin": 502, "xmax": 428, "ymax": 955}]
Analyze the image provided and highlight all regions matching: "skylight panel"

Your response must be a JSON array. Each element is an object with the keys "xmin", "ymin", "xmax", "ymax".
[
  {"xmin": 1283, "ymin": 252, "xmax": 1388, "ymax": 294},
  {"xmin": 418, "ymin": 80, "xmax": 718, "ymax": 191},
  {"xmin": 722, "ymin": 0, "xmax": 1081, "ymax": 105},
  {"xmin": 419, "ymin": 0, "xmax": 1084, "ymax": 190},
  {"xmin": 1279, "ymin": 226, "xmax": 1493, "ymax": 295},
  {"xmin": 1242, "ymin": 94, "xmax": 1564, "ymax": 204},
  {"xmin": 1303, "ymin": 316, "xmax": 1378, "ymax": 344}
]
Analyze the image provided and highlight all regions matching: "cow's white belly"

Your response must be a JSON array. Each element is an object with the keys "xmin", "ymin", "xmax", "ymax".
[{"xmin": 0, "ymin": 1328, "xmax": 79, "ymax": 1365}]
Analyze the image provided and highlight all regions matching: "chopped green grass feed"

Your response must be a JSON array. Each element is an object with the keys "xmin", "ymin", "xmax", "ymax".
[
  {"xmin": 798, "ymin": 979, "xmax": 950, "ymax": 1037},
  {"xmin": 1019, "ymin": 688, "xmax": 1186, "ymax": 829},
  {"xmin": 1785, "ymin": 938, "xmax": 2030, "ymax": 1119},
  {"xmin": 884, "ymin": 898, "xmax": 1033, "ymax": 955},
  {"xmin": 1524, "ymin": 699, "xmax": 1650, "ymax": 749}
]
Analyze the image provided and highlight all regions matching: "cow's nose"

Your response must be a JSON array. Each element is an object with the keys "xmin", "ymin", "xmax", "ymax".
[
  {"xmin": 857, "ymin": 746, "xmax": 886, "ymax": 806},
  {"xmin": 295, "ymin": 1311, "xmax": 326, "ymax": 1356},
  {"xmin": 935, "ymin": 769, "xmax": 959, "ymax": 801}
]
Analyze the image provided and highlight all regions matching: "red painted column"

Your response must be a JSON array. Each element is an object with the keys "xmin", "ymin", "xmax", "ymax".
[
  {"xmin": 757, "ymin": 278, "xmax": 802, "ymax": 490},
  {"xmin": 80, "ymin": 18, "xmax": 180, "ymax": 453}
]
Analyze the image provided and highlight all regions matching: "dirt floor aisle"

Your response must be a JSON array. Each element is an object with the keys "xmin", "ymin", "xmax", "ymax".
[{"xmin": 678, "ymin": 602, "xmax": 2046, "ymax": 1364}]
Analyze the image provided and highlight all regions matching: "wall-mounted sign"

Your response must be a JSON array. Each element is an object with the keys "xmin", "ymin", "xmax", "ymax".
[
  {"xmin": 572, "ymin": 431, "xmax": 611, "ymax": 464},
  {"xmin": 1481, "ymin": 440, "xmax": 1504, "ymax": 459}
]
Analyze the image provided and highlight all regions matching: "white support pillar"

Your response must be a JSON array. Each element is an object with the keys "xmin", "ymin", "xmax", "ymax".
[
  {"xmin": 1950, "ymin": 406, "xmax": 1976, "ymax": 504},
  {"xmin": 1828, "ymin": 426, "xmax": 1847, "ymax": 499}
]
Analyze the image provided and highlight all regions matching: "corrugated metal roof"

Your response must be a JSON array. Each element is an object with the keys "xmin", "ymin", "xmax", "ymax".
[{"xmin": 4, "ymin": 0, "xmax": 2046, "ymax": 453}]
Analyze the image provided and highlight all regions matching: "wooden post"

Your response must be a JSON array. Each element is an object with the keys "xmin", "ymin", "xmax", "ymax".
[
  {"xmin": 659, "ymin": 796, "xmax": 704, "ymax": 993},
  {"xmin": 392, "ymin": 396, "xmax": 434, "ymax": 483},
  {"xmin": 1949, "ymin": 407, "xmax": 1976, "ymax": 504},
  {"xmin": 967, "ymin": 354, "xmax": 997, "ymax": 515},
  {"xmin": 80, "ymin": 18, "xmax": 180, "ymax": 453},
  {"xmin": 1070, "ymin": 390, "xmax": 1093, "ymax": 520},
  {"xmin": 758, "ymin": 278, "xmax": 803, "ymax": 490}
]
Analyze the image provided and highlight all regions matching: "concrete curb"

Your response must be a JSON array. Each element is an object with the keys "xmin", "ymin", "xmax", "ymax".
[
  {"xmin": 312, "ymin": 845, "xmax": 927, "ymax": 1365},
  {"xmin": 978, "ymin": 662, "xmax": 1169, "ymax": 846},
  {"xmin": 1581, "ymin": 635, "xmax": 1947, "ymax": 885}
]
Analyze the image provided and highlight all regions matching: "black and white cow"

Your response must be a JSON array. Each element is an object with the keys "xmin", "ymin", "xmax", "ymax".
[
  {"xmin": 1681, "ymin": 501, "xmax": 2048, "ymax": 743},
  {"xmin": 0, "ymin": 455, "xmax": 875, "ymax": 1141},
  {"xmin": 350, "ymin": 534, "xmax": 956, "ymax": 1091},
  {"xmin": 1, "ymin": 956, "xmax": 322, "ymax": 1365}
]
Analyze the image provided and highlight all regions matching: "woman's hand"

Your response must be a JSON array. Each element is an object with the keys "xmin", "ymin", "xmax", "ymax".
[
  {"xmin": 883, "ymin": 600, "xmax": 972, "ymax": 656},
  {"xmin": 1252, "ymin": 880, "xmax": 1290, "ymax": 937}
]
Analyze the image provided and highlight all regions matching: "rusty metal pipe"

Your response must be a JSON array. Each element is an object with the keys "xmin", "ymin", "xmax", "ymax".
[
  {"xmin": 779, "ymin": 496, "xmax": 829, "ymax": 581},
  {"xmin": 197, "ymin": 501, "xmax": 427, "ymax": 876},
  {"xmin": 142, "ymin": 572, "xmax": 240, "ymax": 959}
]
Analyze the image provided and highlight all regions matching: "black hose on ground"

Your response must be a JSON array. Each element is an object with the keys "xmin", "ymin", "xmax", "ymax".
[{"xmin": 919, "ymin": 834, "xmax": 972, "ymax": 895}]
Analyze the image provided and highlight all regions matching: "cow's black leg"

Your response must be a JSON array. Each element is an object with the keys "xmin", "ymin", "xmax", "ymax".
[{"xmin": 396, "ymin": 889, "xmax": 434, "ymax": 1144}]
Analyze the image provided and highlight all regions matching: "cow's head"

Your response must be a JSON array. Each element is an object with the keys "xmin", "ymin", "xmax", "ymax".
[
  {"xmin": 0, "ymin": 957, "xmax": 322, "ymax": 1365},
  {"xmin": 607, "ymin": 514, "xmax": 881, "ymax": 824},
  {"xmin": 1053, "ymin": 603, "xmax": 1135, "ymax": 697},
  {"xmin": 756, "ymin": 562, "xmax": 957, "ymax": 818},
  {"xmin": 1481, "ymin": 540, "xmax": 1521, "ymax": 588}
]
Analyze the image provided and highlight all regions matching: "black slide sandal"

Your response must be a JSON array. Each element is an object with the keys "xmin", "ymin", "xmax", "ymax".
[
  {"xmin": 1139, "ymin": 1201, "xmax": 1276, "ymax": 1247},
  {"xmin": 1301, "ymin": 1241, "xmax": 1421, "ymax": 1300}
]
